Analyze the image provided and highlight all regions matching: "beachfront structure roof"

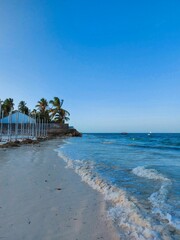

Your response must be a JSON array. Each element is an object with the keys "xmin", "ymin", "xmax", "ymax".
[{"xmin": 1, "ymin": 111, "xmax": 36, "ymax": 124}]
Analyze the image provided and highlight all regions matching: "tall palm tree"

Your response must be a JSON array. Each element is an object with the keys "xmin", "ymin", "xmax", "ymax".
[
  {"xmin": 2, "ymin": 98, "xmax": 14, "ymax": 117},
  {"xmin": 18, "ymin": 101, "xmax": 29, "ymax": 115},
  {"xmin": 36, "ymin": 98, "xmax": 50, "ymax": 121},
  {"xmin": 49, "ymin": 97, "xmax": 70, "ymax": 124},
  {"xmin": 36, "ymin": 98, "xmax": 48, "ymax": 112}
]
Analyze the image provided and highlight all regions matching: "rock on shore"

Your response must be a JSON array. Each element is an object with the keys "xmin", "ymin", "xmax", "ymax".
[{"xmin": 47, "ymin": 128, "xmax": 82, "ymax": 138}]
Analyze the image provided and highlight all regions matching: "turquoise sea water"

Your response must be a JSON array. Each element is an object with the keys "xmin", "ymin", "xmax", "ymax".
[{"xmin": 57, "ymin": 133, "xmax": 180, "ymax": 240}]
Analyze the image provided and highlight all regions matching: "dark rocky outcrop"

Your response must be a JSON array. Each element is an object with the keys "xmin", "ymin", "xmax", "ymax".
[
  {"xmin": 66, "ymin": 128, "xmax": 82, "ymax": 137},
  {"xmin": 47, "ymin": 128, "xmax": 82, "ymax": 138}
]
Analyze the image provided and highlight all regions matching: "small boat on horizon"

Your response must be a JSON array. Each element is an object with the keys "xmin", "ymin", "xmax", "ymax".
[{"xmin": 121, "ymin": 132, "xmax": 128, "ymax": 135}]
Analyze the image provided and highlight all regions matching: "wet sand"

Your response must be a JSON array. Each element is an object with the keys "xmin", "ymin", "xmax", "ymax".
[{"xmin": 0, "ymin": 138, "xmax": 119, "ymax": 240}]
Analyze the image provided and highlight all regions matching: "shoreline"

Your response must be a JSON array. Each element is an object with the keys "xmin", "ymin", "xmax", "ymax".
[
  {"xmin": 0, "ymin": 127, "xmax": 82, "ymax": 148},
  {"xmin": 0, "ymin": 138, "xmax": 119, "ymax": 240}
]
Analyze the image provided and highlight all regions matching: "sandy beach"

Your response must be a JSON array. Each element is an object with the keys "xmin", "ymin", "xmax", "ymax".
[{"xmin": 0, "ymin": 138, "xmax": 119, "ymax": 240}]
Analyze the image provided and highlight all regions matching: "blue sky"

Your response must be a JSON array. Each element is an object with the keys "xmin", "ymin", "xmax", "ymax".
[{"xmin": 0, "ymin": 0, "xmax": 180, "ymax": 132}]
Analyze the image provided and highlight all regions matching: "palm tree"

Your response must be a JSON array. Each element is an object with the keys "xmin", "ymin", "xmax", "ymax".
[
  {"xmin": 36, "ymin": 98, "xmax": 50, "ymax": 121},
  {"xmin": 36, "ymin": 98, "xmax": 48, "ymax": 112},
  {"xmin": 49, "ymin": 97, "xmax": 70, "ymax": 124},
  {"xmin": 18, "ymin": 101, "xmax": 29, "ymax": 115},
  {"xmin": 2, "ymin": 98, "xmax": 14, "ymax": 117},
  {"xmin": 30, "ymin": 109, "xmax": 37, "ymax": 115}
]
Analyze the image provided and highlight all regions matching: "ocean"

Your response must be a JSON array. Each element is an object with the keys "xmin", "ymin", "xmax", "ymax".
[{"xmin": 57, "ymin": 133, "xmax": 180, "ymax": 240}]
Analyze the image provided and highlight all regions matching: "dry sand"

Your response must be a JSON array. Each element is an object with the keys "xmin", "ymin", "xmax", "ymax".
[{"xmin": 0, "ymin": 138, "xmax": 119, "ymax": 240}]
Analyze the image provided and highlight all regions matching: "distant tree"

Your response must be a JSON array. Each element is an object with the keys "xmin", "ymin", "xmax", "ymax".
[
  {"xmin": 36, "ymin": 98, "xmax": 50, "ymax": 121},
  {"xmin": 29, "ymin": 109, "xmax": 38, "ymax": 120},
  {"xmin": 30, "ymin": 109, "xmax": 37, "ymax": 115},
  {"xmin": 49, "ymin": 97, "xmax": 70, "ymax": 124},
  {"xmin": 2, "ymin": 98, "xmax": 14, "ymax": 117},
  {"xmin": 18, "ymin": 101, "xmax": 29, "ymax": 115},
  {"xmin": 36, "ymin": 98, "xmax": 48, "ymax": 112}
]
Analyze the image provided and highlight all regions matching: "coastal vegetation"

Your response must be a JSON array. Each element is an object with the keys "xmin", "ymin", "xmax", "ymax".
[
  {"xmin": 0, "ymin": 97, "xmax": 70, "ymax": 124},
  {"xmin": 18, "ymin": 101, "xmax": 29, "ymax": 115},
  {"xmin": 0, "ymin": 98, "xmax": 14, "ymax": 117}
]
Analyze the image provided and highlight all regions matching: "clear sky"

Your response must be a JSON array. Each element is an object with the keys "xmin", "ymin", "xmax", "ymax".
[{"xmin": 0, "ymin": 0, "xmax": 180, "ymax": 133}]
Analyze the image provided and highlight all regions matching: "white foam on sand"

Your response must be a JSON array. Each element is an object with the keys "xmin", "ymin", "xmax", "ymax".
[{"xmin": 57, "ymin": 149, "xmax": 174, "ymax": 240}]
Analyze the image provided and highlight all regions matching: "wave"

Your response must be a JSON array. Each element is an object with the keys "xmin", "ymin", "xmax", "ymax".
[
  {"xmin": 132, "ymin": 166, "xmax": 180, "ymax": 232},
  {"xmin": 132, "ymin": 166, "xmax": 170, "ymax": 181},
  {"xmin": 57, "ymin": 150, "xmax": 174, "ymax": 240}
]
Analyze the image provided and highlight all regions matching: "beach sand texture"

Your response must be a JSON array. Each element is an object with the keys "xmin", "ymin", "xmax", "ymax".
[{"xmin": 0, "ymin": 139, "xmax": 119, "ymax": 240}]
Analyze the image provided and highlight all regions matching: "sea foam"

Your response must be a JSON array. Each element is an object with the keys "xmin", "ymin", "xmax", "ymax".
[
  {"xmin": 132, "ymin": 166, "xmax": 170, "ymax": 181},
  {"xmin": 57, "ymin": 150, "xmax": 173, "ymax": 240},
  {"xmin": 132, "ymin": 166, "xmax": 180, "ymax": 232}
]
